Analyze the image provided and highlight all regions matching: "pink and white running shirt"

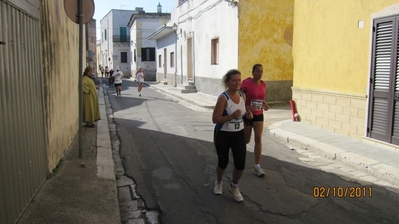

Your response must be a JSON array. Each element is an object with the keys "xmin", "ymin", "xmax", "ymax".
[{"xmin": 240, "ymin": 77, "xmax": 266, "ymax": 116}]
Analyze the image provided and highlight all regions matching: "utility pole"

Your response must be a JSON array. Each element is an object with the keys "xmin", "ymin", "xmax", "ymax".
[{"xmin": 63, "ymin": 0, "xmax": 95, "ymax": 158}]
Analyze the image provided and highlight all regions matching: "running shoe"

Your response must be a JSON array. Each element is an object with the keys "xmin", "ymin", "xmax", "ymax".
[
  {"xmin": 253, "ymin": 166, "xmax": 265, "ymax": 177},
  {"xmin": 213, "ymin": 180, "xmax": 223, "ymax": 195},
  {"xmin": 229, "ymin": 183, "xmax": 243, "ymax": 202}
]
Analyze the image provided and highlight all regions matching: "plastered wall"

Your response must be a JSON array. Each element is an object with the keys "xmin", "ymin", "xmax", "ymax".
[
  {"xmin": 238, "ymin": 0, "xmax": 294, "ymax": 103},
  {"xmin": 41, "ymin": 0, "xmax": 81, "ymax": 171}
]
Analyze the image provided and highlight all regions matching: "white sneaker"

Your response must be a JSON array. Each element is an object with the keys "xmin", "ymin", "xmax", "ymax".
[
  {"xmin": 229, "ymin": 183, "xmax": 243, "ymax": 202},
  {"xmin": 213, "ymin": 180, "xmax": 223, "ymax": 195},
  {"xmin": 253, "ymin": 166, "xmax": 265, "ymax": 177}
]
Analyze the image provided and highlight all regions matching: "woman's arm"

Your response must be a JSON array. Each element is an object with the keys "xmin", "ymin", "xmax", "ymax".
[
  {"xmin": 212, "ymin": 95, "xmax": 243, "ymax": 124},
  {"xmin": 242, "ymin": 93, "xmax": 253, "ymax": 119},
  {"xmin": 212, "ymin": 96, "xmax": 229, "ymax": 124},
  {"xmin": 262, "ymin": 101, "xmax": 269, "ymax": 111}
]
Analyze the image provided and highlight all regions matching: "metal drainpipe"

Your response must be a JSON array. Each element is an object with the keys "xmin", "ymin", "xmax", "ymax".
[{"xmin": 78, "ymin": 0, "xmax": 83, "ymax": 158}]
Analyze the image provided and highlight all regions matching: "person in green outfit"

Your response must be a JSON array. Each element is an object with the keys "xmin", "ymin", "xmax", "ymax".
[{"xmin": 82, "ymin": 66, "xmax": 100, "ymax": 127}]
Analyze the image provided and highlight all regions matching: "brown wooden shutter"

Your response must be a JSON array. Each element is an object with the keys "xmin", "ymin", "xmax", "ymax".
[
  {"xmin": 368, "ymin": 17, "xmax": 396, "ymax": 142},
  {"xmin": 391, "ymin": 17, "xmax": 399, "ymax": 144},
  {"xmin": 367, "ymin": 15, "xmax": 399, "ymax": 145}
]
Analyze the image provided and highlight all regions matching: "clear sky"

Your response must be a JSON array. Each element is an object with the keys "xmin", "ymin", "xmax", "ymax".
[{"xmin": 93, "ymin": 0, "xmax": 175, "ymax": 39}]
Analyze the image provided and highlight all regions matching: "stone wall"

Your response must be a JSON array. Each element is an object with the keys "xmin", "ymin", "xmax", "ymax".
[{"xmin": 292, "ymin": 87, "xmax": 367, "ymax": 139}]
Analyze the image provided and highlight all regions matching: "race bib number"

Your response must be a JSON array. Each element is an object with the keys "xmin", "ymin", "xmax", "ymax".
[
  {"xmin": 228, "ymin": 120, "xmax": 242, "ymax": 130},
  {"xmin": 251, "ymin": 99, "xmax": 263, "ymax": 111}
]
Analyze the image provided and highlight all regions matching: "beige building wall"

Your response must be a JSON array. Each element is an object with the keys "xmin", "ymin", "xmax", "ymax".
[
  {"xmin": 238, "ymin": 0, "xmax": 294, "ymax": 104},
  {"xmin": 41, "ymin": 0, "xmax": 82, "ymax": 171},
  {"xmin": 292, "ymin": 0, "xmax": 399, "ymax": 140}
]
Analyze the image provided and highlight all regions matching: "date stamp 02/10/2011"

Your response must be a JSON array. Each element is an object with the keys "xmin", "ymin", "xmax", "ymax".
[{"xmin": 313, "ymin": 186, "xmax": 373, "ymax": 198}]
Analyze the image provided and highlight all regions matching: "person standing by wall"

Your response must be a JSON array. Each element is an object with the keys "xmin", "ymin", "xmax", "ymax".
[
  {"xmin": 240, "ymin": 64, "xmax": 269, "ymax": 177},
  {"xmin": 135, "ymin": 66, "xmax": 146, "ymax": 97},
  {"xmin": 112, "ymin": 66, "xmax": 123, "ymax": 97},
  {"xmin": 212, "ymin": 69, "xmax": 253, "ymax": 202},
  {"xmin": 100, "ymin": 65, "xmax": 104, "ymax": 78},
  {"xmin": 105, "ymin": 66, "xmax": 109, "ymax": 77},
  {"xmin": 82, "ymin": 66, "xmax": 100, "ymax": 127},
  {"xmin": 108, "ymin": 68, "xmax": 114, "ymax": 86}
]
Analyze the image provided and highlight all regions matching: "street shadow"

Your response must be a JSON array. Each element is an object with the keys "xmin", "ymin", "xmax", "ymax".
[{"xmin": 113, "ymin": 114, "xmax": 399, "ymax": 224}]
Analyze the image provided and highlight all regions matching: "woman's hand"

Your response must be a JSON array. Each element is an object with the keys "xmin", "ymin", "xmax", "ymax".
[
  {"xmin": 262, "ymin": 101, "xmax": 269, "ymax": 111},
  {"xmin": 246, "ymin": 105, "xmax": 257, "ymax": 112},
  {"xmin": 245, "ymin": 110, "xmax": 253, "ymax": 119},
  {"xmin": 231, "ymin": 109, "xmax": 242, "ymax": 119}
]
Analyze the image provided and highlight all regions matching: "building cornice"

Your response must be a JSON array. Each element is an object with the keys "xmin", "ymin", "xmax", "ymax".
[
  {"xmin": 147, "ymin": 25, "xmax": 175, "ymax": 40},
  {"xmin": 127, "ymin": 13, "xmax": 171, "ymax": 27}
]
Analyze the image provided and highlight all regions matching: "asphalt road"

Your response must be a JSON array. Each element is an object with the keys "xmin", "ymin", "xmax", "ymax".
[{"xmin": 106, "ymin": 79, "xmax": 399, "ymax": 224}]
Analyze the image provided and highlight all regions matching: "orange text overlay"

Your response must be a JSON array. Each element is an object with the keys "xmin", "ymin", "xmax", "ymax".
[{"xmin": 313, "ymin": 186, "xmax": 372, "ymax": 198}]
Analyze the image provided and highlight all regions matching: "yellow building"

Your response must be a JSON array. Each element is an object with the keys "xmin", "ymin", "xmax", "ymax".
[
  {"xmin": 292, "ymin": 1, "xmax": 399, "ymax": 147},
  {"xmin": 238, "ymin": 0, "xmax": 294, "ymax": 104}
]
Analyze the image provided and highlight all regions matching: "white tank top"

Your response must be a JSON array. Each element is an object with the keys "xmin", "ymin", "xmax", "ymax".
[
  {"xmin": 137, "ymin": 71, "xmax": 144, "ymax": 82},
  {"xmin": 219, "ymin": 91, "xmax": 245, "ymax": 132}
]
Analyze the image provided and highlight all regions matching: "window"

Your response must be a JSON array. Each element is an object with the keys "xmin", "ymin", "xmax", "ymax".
[
  {"xmin": 120, "ymin": 27, "xmax": 127, "ymax": 42},
  {"xmin": 170, "ymin": 52, "xmax": 174, "ymax": 67},
  {"xmin": 121, "ymin": 52, "xmax": 127, "ymax": 63},
  {"xmin": 141, "ymin": 47, "xmax": 155, "ymax": 61},
  {"xmin": 104, "ymin": 29, "xmax": 107, "ymax": 40},
  {"xmin": 211, "ymin": 38, "xmax": 219, "ymax": 65},
  {"xmin": 159, "ymin": 55, "xmax": 162, "ymax": 67}
]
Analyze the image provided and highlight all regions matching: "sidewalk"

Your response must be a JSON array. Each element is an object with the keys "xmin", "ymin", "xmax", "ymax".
[
  {"xmin": 149, "ymin": 81, "xmax": 399, "ymax": 187},
  {"xmin": 18, "ymin": 85, "xmax": 120, "ymax": 224},
  {"xmin": 145, "ymin": 81, "xmax": 217, "ymax": 109}
]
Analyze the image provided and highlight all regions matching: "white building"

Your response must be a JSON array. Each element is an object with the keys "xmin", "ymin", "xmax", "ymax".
[
  {"xmin": 100, "ymin": 9, "xmax": 137, "ymax": 76},
  {"xmin": 149, "ymin": 0, "xmax": 239, "ymax": 96},
  {"xmin": 127, "ymin": 7, "xmax": 171, "ymax": 81},
  {"xmin": 147, "ymin": 24, "xmax": 177, "ymax": 86}
]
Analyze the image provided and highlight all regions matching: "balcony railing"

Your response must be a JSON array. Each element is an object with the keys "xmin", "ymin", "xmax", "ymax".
[{"xmin": 113, "ymin": 35, "xmax": 130, "ymax": 42}]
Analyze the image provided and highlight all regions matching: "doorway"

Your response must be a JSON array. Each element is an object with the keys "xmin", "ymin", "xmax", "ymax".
[
  {"xmin": 164, "ymin": 48, "xmax": 167, "ymax": 79},
  {"xmin": 187, "ymin": 37, "xmax": 193, "ymax": 81}
]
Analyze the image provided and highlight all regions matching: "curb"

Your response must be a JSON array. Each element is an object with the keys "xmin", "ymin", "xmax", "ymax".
[
  {"xmin": 97, "ymin": 86, "xmax": 116, "ymax": 180},
  {"xmin": 269, "ymin": 120, "xmax": 399, "ymax": 186},
  {"xmin": 101, "ymin": 82, "xmax": 160, "ymax": 224},
  {"xmin": 96, "ymin": 86, "xmax": 121, "ymax": 223}
]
